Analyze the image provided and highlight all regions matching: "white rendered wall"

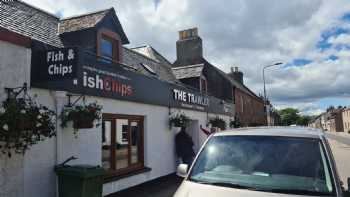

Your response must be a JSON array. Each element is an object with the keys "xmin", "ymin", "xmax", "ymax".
[{"xmin": 0, "ymin": 40, "xmax": 31, "ymax": 197}]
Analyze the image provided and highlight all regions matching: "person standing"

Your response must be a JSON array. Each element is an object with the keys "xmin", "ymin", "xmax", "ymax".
[{"xmin": 175, "ymin": 127, "xmax": 195, "ymax": 165}]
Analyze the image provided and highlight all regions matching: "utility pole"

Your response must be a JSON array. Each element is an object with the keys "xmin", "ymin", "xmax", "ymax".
[{"xmin": 263, "ymin": 62, "xmax": 283, "ymax": 126}]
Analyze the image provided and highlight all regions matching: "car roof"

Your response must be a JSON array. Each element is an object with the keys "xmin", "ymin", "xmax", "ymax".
[{"xmin": 215, "ymin": 126, "xmax": 325, "ymax": 139}]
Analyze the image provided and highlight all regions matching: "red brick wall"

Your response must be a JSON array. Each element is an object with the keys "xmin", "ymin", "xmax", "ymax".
[{"xmin": 235, "ymin": 88, "xmax": 266, "ymax": 127}]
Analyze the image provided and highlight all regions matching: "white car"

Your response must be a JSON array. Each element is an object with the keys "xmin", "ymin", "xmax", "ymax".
[{"xmin": 174, "ymin": 127, "xmax": 350, "ymax": 197}]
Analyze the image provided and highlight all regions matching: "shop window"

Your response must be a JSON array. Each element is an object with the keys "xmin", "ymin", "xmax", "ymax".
[
  {"xmin": 97, "ymin": 29, "xmax": 121, "ymax": 63},
  {"xmin": 102, "ymin": 114, "xmax": 144, "ymax": 178}
]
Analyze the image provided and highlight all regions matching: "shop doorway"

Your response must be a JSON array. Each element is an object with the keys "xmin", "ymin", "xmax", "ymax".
[{"xmin": 186, "ymin": 120, "xmax": 200, "ymax": 153}]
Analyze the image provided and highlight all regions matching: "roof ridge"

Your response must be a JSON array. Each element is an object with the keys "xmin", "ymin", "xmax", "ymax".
[
  {"xmin": 17, "ymin": 0, "xmax": 59, "ymax": 19},
  {"xmin": 130, "ymin": 45, "xmax": 150, "ymax": 50},
  {"xmin": 131, "ymin": 45, "xmax": 174, "ymax": 66},
  {"xmin": 172, "ymin": 64, "xmax": 204, "ymax": 69},
  {"xmin": 145, "ymin": 46, "xmax": 173, "ymax": 65},
  {"xmin": 205, "ymin": 62, "xmax": 261, "ymax": 99},
  {"xmin": 60, "ymin": 7, "xmax": 113, "ymax": 21},
  {"xmin": 124, "ymin": 47, "xmax": 163, "ymax": 65}
]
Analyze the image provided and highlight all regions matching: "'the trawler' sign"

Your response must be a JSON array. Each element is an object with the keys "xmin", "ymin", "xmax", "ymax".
[{"xmin": 173, "ymin": 89, "xmax": 209, "ymax": 107}]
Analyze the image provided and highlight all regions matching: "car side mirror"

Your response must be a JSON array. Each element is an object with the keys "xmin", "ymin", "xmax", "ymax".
[{"xmin": 177, "ymin": 164, "xmax": 188, "ymax": 178}]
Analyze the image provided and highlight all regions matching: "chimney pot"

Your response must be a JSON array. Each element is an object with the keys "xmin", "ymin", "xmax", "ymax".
[
  {"xmin": 179, "ymin": 27, "xmax": 199, "ymax": 40},
  {"xmin": 228, "ymin": 66, "xmax": 244, "ymax": 84}
]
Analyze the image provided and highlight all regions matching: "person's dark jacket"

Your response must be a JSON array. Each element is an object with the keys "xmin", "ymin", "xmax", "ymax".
[{"xmin": 175, "ymin": 131, "xmax": 195, "ymax": 159}]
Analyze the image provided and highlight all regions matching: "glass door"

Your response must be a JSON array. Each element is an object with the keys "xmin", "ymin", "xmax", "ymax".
[{"xmin": 102, "ymin": 114, "xmax": 144, "ymax": 177}]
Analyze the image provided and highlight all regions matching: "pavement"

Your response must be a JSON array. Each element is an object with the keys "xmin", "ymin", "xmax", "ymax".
[
  {"xmin": 106, "ymin": 132, "xmax": 350, "ymax": 197},
  {"xmin": 326, "ymin": 132, "xmax": 350, "ymax": 189},
  {"xmin": 106, "ymin": 174, "xmax": 183, "ymax": 197}
]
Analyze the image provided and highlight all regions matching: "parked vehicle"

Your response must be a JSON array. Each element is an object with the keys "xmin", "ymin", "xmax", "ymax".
[{"xmin": 174, "ymin": 127, "xmax": 350, "ymax": 197}]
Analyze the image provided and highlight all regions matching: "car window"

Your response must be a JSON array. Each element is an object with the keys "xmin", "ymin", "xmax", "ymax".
[{"xmin": 189, "ymin": 135, "xmax": 336, "ymax": 196}]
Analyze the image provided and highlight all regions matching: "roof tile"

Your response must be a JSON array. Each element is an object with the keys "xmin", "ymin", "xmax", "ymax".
[{"xmin": 59, "ymin": 9, "xmax": 110, "ymax": 34}]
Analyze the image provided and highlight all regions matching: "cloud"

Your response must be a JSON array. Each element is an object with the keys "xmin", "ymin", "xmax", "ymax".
[{"xmin": 22, "ymin": 0, "xmax": 350, "ymax": 114}]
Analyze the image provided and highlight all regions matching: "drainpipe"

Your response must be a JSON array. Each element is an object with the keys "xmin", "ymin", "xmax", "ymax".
[
  {"xmin": 51, "ymin": 91, "xmax": 66, "ymax": 165},
  {"xmin": 50, "ymin": 91, "xmax": 66, "ymax": 197}
]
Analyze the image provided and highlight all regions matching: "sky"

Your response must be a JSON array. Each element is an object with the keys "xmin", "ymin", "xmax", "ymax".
[{"xmin": 24, "ymin": 0, "xmax": 350, "ymax": 115}]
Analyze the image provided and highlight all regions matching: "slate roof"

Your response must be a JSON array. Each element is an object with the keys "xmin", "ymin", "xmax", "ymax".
[
  {"xmin": 0, "ymin": 1, "xmax": 64, "ymax": 47},
  {"xmin": 172, "ymin": 57, "xmax": 261, "ymax": 99},
  {"xmin": 172, "ymin": 64, "xmax": 204, "ymax": 79},
  {"xmin": 122, "ymin": 47, "xmax": 178, "ymax": 83},
  {"xmin": 211, "ymin": 63, "xmax": 258, "ymax": 98},
  {"xmin": 131, "ymin": 45, "xmax": 173, "ymax": 66},
  {"xmin": 59, "ymin": 9, "xmax": 110, "ymax": 34},
  {"xmin": 59, "ymin": 7, "xmax": 129, "ymax": 44}
]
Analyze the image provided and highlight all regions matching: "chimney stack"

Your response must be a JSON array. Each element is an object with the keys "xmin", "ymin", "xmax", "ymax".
[
  {"xmin": 174, "ymin": 27, "xmax": 203, "ymax": 67},
  {"xmin": 228, "ymin": 66, "xmax": 244, "ymax": 84}
]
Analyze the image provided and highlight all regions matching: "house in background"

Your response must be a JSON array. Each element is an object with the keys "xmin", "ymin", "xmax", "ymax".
[
  {"xmin": 172, "ymin": 28, "xmax": 266, "ymax": 127},
  {"xmin": 342, "ymin": 108, "xmax": 350, "ymax": 133},
  {"xmin": 310, "ymin": 108, "xmax": 345, "ymax": 132}
]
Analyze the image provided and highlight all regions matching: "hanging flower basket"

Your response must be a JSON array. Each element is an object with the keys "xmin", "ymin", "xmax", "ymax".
[
  {"xmin": 169, "ymin": 113, "xmax": 190, "ymax": 129},
  {"xmin": 73, "ymin": 118, "xmax": 94, "ymax": 129},
  {"xmin": 61, "ymin": 102, "xmax": 102, "ymax": 131},
  {"xmin": 209, "ymin": 117, "xmax": 227, "ymax": 130},
  {"xmin": 0, "ymin": 98, "xmax": 56, "ymax": 157}
]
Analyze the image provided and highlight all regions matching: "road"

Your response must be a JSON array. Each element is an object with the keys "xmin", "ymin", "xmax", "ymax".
[{"xmin": 326, "ymin": 132, "xmax": 350, "ymax": 189}]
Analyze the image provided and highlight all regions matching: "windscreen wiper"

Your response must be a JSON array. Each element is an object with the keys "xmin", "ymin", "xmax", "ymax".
[
  {"xmin": 190, "ymin": 180, "xmax": 332, "ymax": 196},
  {"xmin": 193, "ymin": 181, "xmax": 259, "ymax": 190},
  {"xmin": 254, "ymin": 188, "xmax": 331, "ymax": 196}
]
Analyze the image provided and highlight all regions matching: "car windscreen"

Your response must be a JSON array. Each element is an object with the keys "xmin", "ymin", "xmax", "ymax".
[{"xmin": 189, "ymin": 135, "xmax": 335, "ymax": 196}]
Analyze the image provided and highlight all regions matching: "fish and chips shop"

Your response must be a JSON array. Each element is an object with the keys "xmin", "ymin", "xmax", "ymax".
[
  {"xmin": 0, "ymin": 1, "xmax": 233, "ymax": 196},
  {"xmin": 30, "ymin": 47, "xmax": 233, "ymax": 195}
]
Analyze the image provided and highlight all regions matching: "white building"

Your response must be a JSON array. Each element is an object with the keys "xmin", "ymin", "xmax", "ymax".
[{"xmin": 0, "ymin": 1, "xmax": 233, "ymax": 197}]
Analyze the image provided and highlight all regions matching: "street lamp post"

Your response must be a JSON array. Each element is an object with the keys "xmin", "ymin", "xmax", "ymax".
[{"xmin": 263, "ymin": 62, "xmax": 283, "ymax": 126}]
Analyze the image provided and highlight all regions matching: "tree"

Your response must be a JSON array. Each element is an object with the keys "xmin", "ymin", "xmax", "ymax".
[
  {"xmin": 278, "ymin": 108, "xmax": 299, "ymax": 126},
  {"xmin": 278, "ymin": 108, "xmax": 311, "ymax": 126},
  {"xmin": 296, "ymin": 116, "xmax": 312, "ymax": 126}
]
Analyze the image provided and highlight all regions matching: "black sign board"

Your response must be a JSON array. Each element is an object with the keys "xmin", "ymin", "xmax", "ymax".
[
  {"xmin": 32, "ymin": 48, "xmax": 78, "ymax": 81},
  {"xmin": 31, "ymin": 48, "xmax": 233, "ymax": 116}
]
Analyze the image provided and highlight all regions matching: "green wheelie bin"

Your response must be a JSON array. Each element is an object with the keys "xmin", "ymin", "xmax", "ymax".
[{"xmin": 55, "ymin": 165, "xmax": 105, "ymax": 197}]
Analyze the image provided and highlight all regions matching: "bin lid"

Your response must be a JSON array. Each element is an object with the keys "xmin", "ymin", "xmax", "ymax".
[{"xmin": 55, "ymin": 164, "xmax": 105, "ymax": 178}]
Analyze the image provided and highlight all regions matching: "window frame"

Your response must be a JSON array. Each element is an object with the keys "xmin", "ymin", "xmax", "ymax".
[
  {"xmin": 102, "ymin": 113, "xmax": 145, "ymax": 179},
  {"xmin": 199, "ymin": 75, "xmax": 208, "ymax": 94},
  {"xmin": 97, "ymin": 28, "xmax": 122, "ymax": 63}
]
